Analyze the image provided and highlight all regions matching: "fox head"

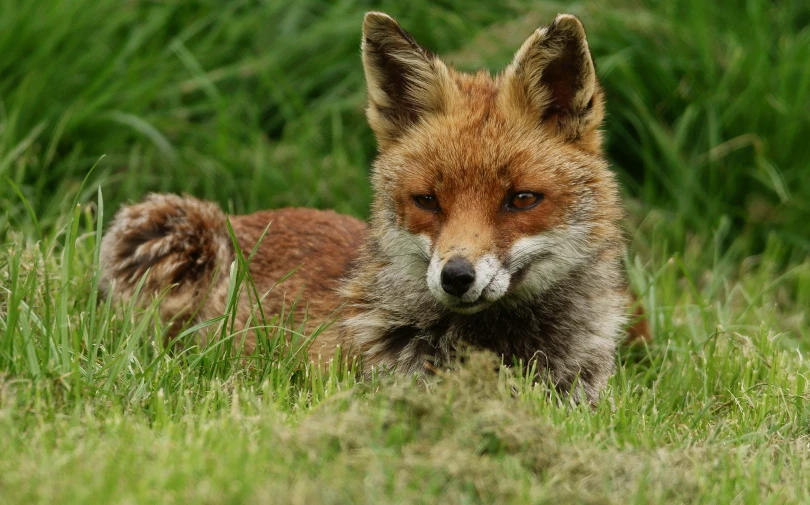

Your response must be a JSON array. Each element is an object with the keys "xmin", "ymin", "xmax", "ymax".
[{"xmin": 362, "ymin": 12, "xmax": 622, "ymax": 314}]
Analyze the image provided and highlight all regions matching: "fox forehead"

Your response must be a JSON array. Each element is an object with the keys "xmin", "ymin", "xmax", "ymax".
[
  {"xmin": 376, "ymin": 71, "xmax": 603, "ymax": 187},
  {"xmin": 374, "ymin": 73, "xmax": 606, "ymax": 222}
]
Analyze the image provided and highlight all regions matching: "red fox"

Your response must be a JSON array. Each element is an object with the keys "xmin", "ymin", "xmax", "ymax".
[{"xmin": 100, "ymin": 12, "xmax": 649, "ymax": 403}]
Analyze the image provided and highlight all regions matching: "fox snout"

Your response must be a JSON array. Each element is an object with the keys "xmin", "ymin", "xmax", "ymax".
[
  {"xmin": 440, "ymin": 257, "xmax": 475, "ymax": 296},
  {"xmin": 426, "ymin": 251, "xmax": 511, "ymax": 314}
]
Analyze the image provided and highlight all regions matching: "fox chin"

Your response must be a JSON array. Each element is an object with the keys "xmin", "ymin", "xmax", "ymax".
[{"xmin": 100, "ymin": 11, "xmax": 650, "ymax": 405}]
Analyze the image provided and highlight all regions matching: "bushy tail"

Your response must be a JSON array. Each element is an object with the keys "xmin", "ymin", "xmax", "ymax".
[{"xmin": 99, "ymin": 193, "xmax": 234, "ymax": 328}]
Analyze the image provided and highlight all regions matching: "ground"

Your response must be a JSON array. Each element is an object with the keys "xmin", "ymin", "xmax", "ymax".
[{"xmin": 1, "ymin": 0, "xmax": 809, "ymax": 503}]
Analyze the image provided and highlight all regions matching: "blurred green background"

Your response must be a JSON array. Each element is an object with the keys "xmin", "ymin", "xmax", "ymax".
[
  {"xmin": 1, "ymin": 0, "xmax": 808, "ymax": 259},
  {"xmin": 2, "ymin": 3, "xmax": 810, "ymax": 501}
]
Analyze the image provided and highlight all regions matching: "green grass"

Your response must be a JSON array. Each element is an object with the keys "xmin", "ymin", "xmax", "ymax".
[{"xmin": 1, "ymin": 0, "xmax": 809, "ymax": 502}]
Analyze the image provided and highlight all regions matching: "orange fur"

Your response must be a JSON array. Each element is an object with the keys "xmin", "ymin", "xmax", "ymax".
[
  {"xmin": 100, "ymin": 12, "xmax": 650, "ymax": 403},
  {"xmin": 100, "ymin": 194, "xmax": 365, "ymax": 359}
]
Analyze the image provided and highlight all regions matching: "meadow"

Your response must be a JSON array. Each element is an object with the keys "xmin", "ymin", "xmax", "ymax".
[{"xmin": 1, "ymin": 0, "xmax": 809, "ymax": 503}]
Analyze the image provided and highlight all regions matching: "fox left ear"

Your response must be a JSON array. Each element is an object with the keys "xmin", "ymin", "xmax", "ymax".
[
  {"xmin": 362, "ymin": 12, "xmax": 455, "ymax": 150},
  {"xmin": 501, "ymin": 14, "xmax": 603, "ymax": 141}
]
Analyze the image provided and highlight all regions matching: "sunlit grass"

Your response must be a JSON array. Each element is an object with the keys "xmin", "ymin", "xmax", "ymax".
[{"xmin": 1, "ymin": 0, "xmax": 809, "ymax": 502}]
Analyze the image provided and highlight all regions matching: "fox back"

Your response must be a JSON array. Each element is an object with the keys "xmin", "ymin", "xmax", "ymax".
[{"xmin": 340, "ymin": 13, "xmax": 629, "ymax": 403}]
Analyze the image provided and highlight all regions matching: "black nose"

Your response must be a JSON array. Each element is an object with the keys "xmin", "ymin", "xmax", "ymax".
[{"xmin": 441, "ymin": 257, "xmax": 476, "ymax": 297}]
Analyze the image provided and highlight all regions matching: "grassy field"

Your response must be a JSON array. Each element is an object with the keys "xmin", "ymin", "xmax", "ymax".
[{"xmin": 1, "ymin": 0, "xmax": 810, "ymax": 503}]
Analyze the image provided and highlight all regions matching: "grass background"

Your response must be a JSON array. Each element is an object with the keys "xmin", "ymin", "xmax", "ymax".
[{"xmin": 1, "ymin": 0, "xmax": 809, "ymax": 503}]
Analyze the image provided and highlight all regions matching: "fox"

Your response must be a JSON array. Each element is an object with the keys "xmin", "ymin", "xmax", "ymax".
[{"xmin": 100, "ymin": 12, "xmax": 649, "ymax": 404}]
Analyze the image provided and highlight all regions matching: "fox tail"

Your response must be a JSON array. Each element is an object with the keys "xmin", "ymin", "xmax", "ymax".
[{"xmin": 99, "ymin": 193, "xmax": 234, "ymax": 330}]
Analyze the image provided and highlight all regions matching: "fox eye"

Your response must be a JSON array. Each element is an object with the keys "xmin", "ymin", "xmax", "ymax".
[
  {"xmin": 413, "ymin": 195, "xmax": 439, "ymax": 211},
  {"xmin": 506, "ymin": 192, "xmax": 544, "ymax": 210}
]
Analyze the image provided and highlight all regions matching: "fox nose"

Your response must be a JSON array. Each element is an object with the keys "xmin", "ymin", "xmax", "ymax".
[{"xmin": 441, "ymin": 257, "xmax": 476, "ymax": 297}]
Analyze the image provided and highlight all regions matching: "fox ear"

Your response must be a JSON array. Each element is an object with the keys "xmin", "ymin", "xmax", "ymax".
[
  {"xmin": 362, "ymin": 12, "xmax": 454, "ymax": 149},
  {"xmin": 501, "ymin": 14, "xmax": 603, "ymax": 141}
]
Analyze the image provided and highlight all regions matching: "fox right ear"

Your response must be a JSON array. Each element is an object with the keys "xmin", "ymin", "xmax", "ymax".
[
  {"xmin": 501, "ymin": 14, "xmax": 603, "ymax": 142},
  {"xmin": 362, "ymin": 12, "xmax": 454, "ymax": 149}
]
